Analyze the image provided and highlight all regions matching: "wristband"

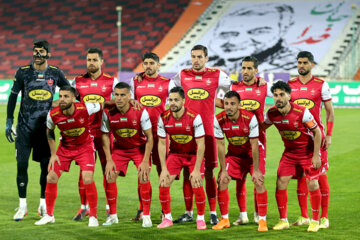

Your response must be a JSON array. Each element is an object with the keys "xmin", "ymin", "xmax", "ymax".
[{"xmin": 326, "ymin": 121, "xmax": 334, "ymax": 136}]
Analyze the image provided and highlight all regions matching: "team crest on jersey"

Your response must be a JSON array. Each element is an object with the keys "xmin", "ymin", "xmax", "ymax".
[
  {"xmin": 240, "ymin": 99, "xmax": 260, "ymax": 111},
  {"xmin": 79, "ymin": 118, "xmax": 85, "ymax": 124},
  {"xmin": 228, "ymin": 136, "xmax": 248, "ymax": 145},
  {"xmin": 256, "ymin": 89, "xmax": 261, "ymax": 96},
  {"xmin": 187, "ymin": 88, "xmax": 209, "ymax": 100},
  {"xmin": 280, "ymin": 130, "xmax": 301, "ymax": 140},
  {"xmin": 186, "ymin": 125, "xmax": 191, "ymax": 132},
  {"xmin": 294, "ymin": 121, "xmax": 299, "ymax": 128},
  {"xmin": 311, "ymin": 88, "xmax": 316, "ymax": 96},
  {"xmin": 102, "ymin": 85, "xmax": 107, "ymax": 92},
  {"xmin": 158, "ymin": 85, "xmax": 163, "ymax": 92},
  {"xmin": 132, "ymin": 120, "xmax": 137, "ymax": 126},
  {"xmin": 206, "ymin": 79, "xmax": 212, "ymax": 86},
  {"xmin": 171, "ymin": 134, "xmax": 193, "ymax": 144},
  {"xmin": 243, "ymin": 126, "xmax": 249, "ymax": 133},
  {"xmin": 48, "ymin": 79, "xmax": 54, "ymax": 86},
  {"xmin": 63, "ymin": 127, "xmax": 85, "ymax": 137},
  {"xmin": 294, "ymin": 99, "xmax": 315, "ymax": 109},
  {"xmin": 116, "ymin": 128, "xmax": 137, "ymax": 138},
  {"xmin": 29, "ymin": 89, "xmax": 52, "ymax": 101}
]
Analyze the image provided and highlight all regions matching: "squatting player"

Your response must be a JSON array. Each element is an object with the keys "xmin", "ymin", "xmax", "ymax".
[
  {"xmin": 213, "ymin": 91, "xmax": 268, "ymax": 232},
  {"xmin": 72, "ymin": 47, "xmax": 119, "ymax": 220},
  {"xmin": 157, "ymin": 86, "xmax": 207, "ymax": 230},
  {"xmin": 35, "ymin": 86, "xmax": 101, "ymax": 227},
  {"xmin": 289, "ymin": 51, "xmax": 334, "ymax": 229},
  {"xmin": 101, "ymin": 82, "xmax": 153, "ymax": 228},
  {"xmin": 129, "ymin": 52, "xmax": 175, "ymax": 221},
  {"xmin": 6, "ymin": 40, "xmax": 70, "ymax": 221},
  {"xmin": 262, "ymin": 81, "xmax": 323, "ymax": 233}
]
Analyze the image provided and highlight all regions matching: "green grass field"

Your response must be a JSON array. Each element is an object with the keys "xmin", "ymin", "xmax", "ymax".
[{"xmin": 0, "ymin": 105, "xmax": 359, "ymax": 240}]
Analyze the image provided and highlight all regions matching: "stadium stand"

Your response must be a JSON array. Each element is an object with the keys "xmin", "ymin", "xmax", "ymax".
[{"xmin": 0, "ymin": 0, "xmax": 190, "ymax": 79}]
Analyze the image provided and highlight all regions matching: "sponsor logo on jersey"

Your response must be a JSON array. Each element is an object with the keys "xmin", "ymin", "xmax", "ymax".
[
  {"xmin": 294, "ymin": 98, "xmax": 315, "ymax": 109},
  {"xmin": 111, "ymin": 120, "xmax": 119, "ymax": 123},
  {"xmin": 280, "ymin": 130, "xmax": 301, "ymax": 140},
  {"xmin": 240, "ymin": 99, "xmax": 260, "ymax": 111},
  {"xmin": 165, "ymin": 125, "xmax": 173, "ymax": 128},
  {"xmin": 29, "ymin": 89, "xmax": 52, "ymax": 101},
  {"xmin": 184, "ymin": 78, "xmax": 192, "ymax": 80},
  {"xmin": 175, "ymin": 122, "xmax": 182, "ymax": 127},
  {"xmin": 171, "ymin": 134, "xmax": 193, "ymax": 144},
  {"xmin": 228, "ymin": 136, "xmax": 248, "ymax": 145},
  {"xmin": 48, "ymin": 79, "xmax": 54, "ymax": 86},
  {"xmin": 63, "ymin": 127, "xmax": 85, "ymax": 137},
  {"xmin": 83, "ymin": 94, "xmax": 105, "ymax": 103},
  {"xmin": 79, "ymin": 118, "xmax": 85, "ymax": 124},
  {"xmin": 187, "ymin": 88, "xmax": 209, "ymax": 100},
  {"xmin": 140, "ymin": 95, "xmax": 162, "ymax": 107},
  {"xmin": 115, "ymin": 128, "xmax": 138, "ymax": 138},
  {"xmin": 274, "ymin": 121, "xmax": 281, "ymax": 124},
  {"xmin": 80, "ymin": 86, "xmax": 89, "ymax": 88}
]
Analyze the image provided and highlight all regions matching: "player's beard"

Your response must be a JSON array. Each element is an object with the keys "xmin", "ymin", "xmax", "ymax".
[
  {"xmin": 88, "ymin": 65, "xmax": 100, "ymax": 74},
  {"xmin": 243, "ymin": 74, "xmax": 253, "ymax": 82},
  {"xmin": 170, "ymin": 105, "xmax": 181, "ymax": 112},
  {"xmin": 298, "ymin": 68, "xmax": 310, "ymax": 76},
  {"xmin": 145, "ymin": 68, "xmax": 156, "ymax": 77},
  {"xmin": 33, "ymin": 56, "xmax": 46, "ymax": 66},
  {"xmin": 60, "ymin": 102, "xmax": 72, "ymax": 111},
  {"xmin": 275, "ymin": 100, "xmax": 287, "ymax": 109}
]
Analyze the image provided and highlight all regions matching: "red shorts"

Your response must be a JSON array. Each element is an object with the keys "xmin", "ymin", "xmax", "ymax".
[
  {"xmin": 151, "ymin": 135, "xmax": 169, "ymax": 167},
  {"xmin": 204, "ymin": 135, "xmax": 218, "ymax": 169},
  {"xmin": 112, "ymin": 147, "xmax": 150, "ymax": 177},
  {"xmin": 53, "ymin": 146, "xmax": 96, "ymax": 177},
  {"xmin": 166, "ymin": 153, "xmax": 205, "ymax": 177},
  {"xmin": 321, "ymin": 147, "xmax": 328, "ymax": 164},
  {"xmin": 226, "ymin": 145, "xmax": 266, "ymax": 180}
]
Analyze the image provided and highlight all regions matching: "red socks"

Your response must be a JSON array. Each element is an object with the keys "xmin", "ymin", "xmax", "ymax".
[
  {"xmin": 297, "ymin": 176, "xmax": 309, "ymax": 218},
  {"xmin": 137, "ymin": 180, "xmax": 143, "ymax": 211},
  {"xmin": 78, "ymin": 173, "xmax": 87, "ymax": 206},
  {"xmin": 193, "ymin": 187, "xmax": 206, "ymax": 216},
  {"xmin": 236, "ymin": 179, "xmax": 247, "ymax": 212},
  {"xmin": 309, "ymin": 188, "xmax": 321, "ymax": 221},
  {"xmin": 103, "ymin": 175, "xmax": 109, "ymax": 206},
  {"xmin": 140, "ymin": 181, "xmax": 152, "ymax": 215},
  {"xmin": 45, "ymin": 182, "xmax": 58, "ymax": 216},
  {"xmin": 159, "ymin": 186, "xmax": 171, "ymax": 214},
  {"xmin": 85, "ymin": 182, "xmax": 98, "ymax": 217},
  {"xmin": 105, "ymin": 181, "xmax": 118, "ymax": 214},
  {"xmin": 218, "ymin": 188, "xmax": 229, "ymax": 216},
  {"xmin": 183, "ymin": 179, "xmax": 193, "ymax": 212},
  {"xmin": 256, "ymin": 190, "xmax": 267, "ymax": 217},
  {"xmin": 276, "ymin": 189, "xmax": 288, "ymax": 219},
  {"xmin": 205, "ymin": 177, "xmax": 217, "ymax": 212},
  {"xmin": 319, "ymin": 174, "xmax": 330, "ymax": 218},
  {"xmin": 254, "ymin": 188, "xmax": 258, "ymax": 214}
]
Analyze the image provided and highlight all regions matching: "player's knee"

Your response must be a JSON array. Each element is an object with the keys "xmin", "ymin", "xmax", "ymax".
[
  {"xmin": 47, "ymin": 171, "xmax": 58, "ymax": 183},
  {"xmin": 254, "ymin": 183, "xmax": 266, "ymax": 193},
  {"xmin": 276, "ymin": 177, "xmax": 289, "ymax": 190},
  {"xmin": 82, "ymin": 173, "xmax": 94, "ymax": 185},
  {"xmin": 218, "ymin": 181, "xmax": 229, "ymax": 191},
  {"xmin": 307, "ymin": 179, "xmax": 319, "ymax": 191}
]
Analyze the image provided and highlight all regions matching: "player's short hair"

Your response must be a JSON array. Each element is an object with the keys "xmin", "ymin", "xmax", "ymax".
[
  {"xmin": 33, "ymin": 40, "xmax": 50, "ymax": 53},
  {"xmin": 87, "ymin": 47, "xmax": 103, "ymax": 59},
  {"xmin": 296, "ymin": 51, "xmax": 314, "ymax": 63},
  {"xmin": 59, "ymin": 85, "xmax": 76, "ymax": 96},
  {"xmin": 191, "ymin": 45, "xmax": 208, "ymax": 57},
  {"xmin": 224, "ymin": 91, "xmax": 241, "ymax": 102},
  {"xmin": 142, "ymin": 52, "xmax": 159, "ymax": 63},
  {"xmin": 271, "ymin": 80, "xmax": 291, "ymax": 94},
  {"xmin": 114, "ymin": 82, "xmax": 131, "ymax": 92},
  {"xmin": 242, "ymin": 56, "xmax": 259, "ymax": 69},
  {"xmin": 169, "ymin": 86, "xmax": 185, "ymax": 99}
]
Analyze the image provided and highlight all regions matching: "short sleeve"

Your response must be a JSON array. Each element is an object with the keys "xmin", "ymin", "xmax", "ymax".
[
  {"xmin": 140, "ymin": 109, "xmax": 152, "ymax": 131},
  {"xmin": 112, "ymin": 77, "xmax": 120, "ymax": 91},
  {"xmin": 71, "ymin": 79, "xmax": 76, "ymax": 88},
  {"xmin": 100, "ymin": 111, "xmax": 110, "ymax": 133},
  {"xmin": 171, "ymin": 71, "xmax": 182, "ymax": 87},
  {"xmin": 168, "ymin": 79, "xmax": 176, "ymax": 93},
  {"xmin": 129, "ymin": 77, "xmax": 135, "ymax": 98},
  {"xmin": 214, "ymin": 117, "xmax": 224, "ymax": 139},
  {"xmin": 85, "ymin": 103, "xmax": 101, "ymax": 115},
  {"xmin": 266, "ymin": 83, "xmax": 273, "ymax": 97},
  {"xmin": 264, "ymin": 110, "xmax": 273, "ymax": 125},
  {"xmin": 249, "ymin": 115, "xmax": 259, "ymax": 138},
  {"xmin": 193, "ymin": 114, "xmax": 205, "ymax": 138},
  {"xmin": 46, "ymin": 112, "xmax": 55, "ymax": 130},
  {"xmin": 321, "ymin": 82, "xmax": 332, "ymax": 102},
  {"xmin": 157, "ymin": 116, "xmax": 166, "ymax": 138},
  {"xmin": 218, "ymin": 71, "xmax": 232, "ymax": 89},
  {"xmin": 302, "ymin": 108, "xmax": 317, "ymax": 130}
]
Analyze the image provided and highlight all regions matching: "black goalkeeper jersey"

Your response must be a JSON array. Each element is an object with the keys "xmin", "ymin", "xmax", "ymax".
[{"xmin": 11, "ymin": 64, "xmax": 70, "ymax": 131}]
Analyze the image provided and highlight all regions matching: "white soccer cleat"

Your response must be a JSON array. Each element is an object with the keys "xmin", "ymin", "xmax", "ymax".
[
  {"xmin": 38, "ymin": 204, "xmax": 47, "ymax": 217},
  {"xmin": 102, "ymin": 214, "xmax": 119, "ymax": 226},
  {"xmin": 319, "ymin": 217, "xmax": 329, "ymax": 229},
  {"xmin": 142, "ymin": 215, "xmax": 152, "ymax": 228},
  {"xmin": 88, "ymin": 216, "xmax": 99, "ymax": 227},
  {"xmin": 13, "ymin": 207, "xmax": 28, "ymax": 221},
  {"xmin": 35, "ymin": 214, "xmax": 55, "ymax": 225},
  {"xmin": 233, "ymin": 215, "xmax": 249, "ymax": 225}
]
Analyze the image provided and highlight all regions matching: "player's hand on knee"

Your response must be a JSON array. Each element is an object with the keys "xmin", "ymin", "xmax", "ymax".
[
  {"xmin": 218, "ymin": 169, "xmax": 231, "ymax": 185},
  {"xmin": 138, "ymin": 162, "xmax": 149, "ymax": 183},
  {"xmin": 5, "ymin": 118, "xmax": 16, "ymax": 143},
  {"xmin": 105, "ymin": 160, "xmax": 116, "ymax": 181},
  {"xmin": 48, "ymin": 155, "xmax": 60, "ymax": 172},
  {"xmin": 159, "ymin": 169, "xmax": 170, "ymax": 187},
  {"xmin": 190, "ymin": 170, "xmax": 202, "ymax": 188},
  {"xmin": 251, "ymin": 170, "xmax": 264, "ymax": 185}
]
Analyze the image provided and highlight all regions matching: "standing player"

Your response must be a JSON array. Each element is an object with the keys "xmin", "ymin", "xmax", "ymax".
[
  {"xmin": 289, "ymin": 51, "xmax": 334, "ymax": 228},
  {"xmin": 263, "ymin": 81, "xmax": 323, "ymax": 232},
  {"xmin": 129, "ymin": 52, "xmax": 175, "ymax": 220},
  {"xmin": 101, "ymin": 82, "xmax": 153, "ymax": 227},
  {"xmin": 6, "ymin": 40, "xmax": 70, "ymax": 221},
  {"xmin": 72, "ymin": 47, "xmax": 119, "ymax": 220},
  {"xmin": 35, "ymin": 86, "xmax": 100, "ymax": 227},
  {"xmin": 213, "ymin": 91, "xmax": 268, "ymax": 232},
  {"xmin": 217, "ymin": 56, "xmax": 272, "ymax": 225},
  {"xmin": 157, "ymin": 86, "xmax": 207, "ymax": 230},
  {"xmin": 172, "ymin": 45, "xmax": 233, "ymax": 225}
]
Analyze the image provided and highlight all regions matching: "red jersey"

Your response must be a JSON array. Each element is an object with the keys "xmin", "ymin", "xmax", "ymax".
[
  {"xmin": 264, "ymin": 102, "xmax": 318, "ymax": 154},
  {"xmin": 289, "ymin": 76, "xmax": 332, "ymax": 137},
  {"xmin": 173, "ymin": 68, "xmax": 232, "ymax": 136},
  {"xmin": 101, "ymin": 106, "xmax": 152, "ymax": 150},
  {"xmin": 157, "ymin": 108, "xmax": 205, "ymax": 156},
  {"xmin": 73, "ymin": 72, "xmax": 117, "ymax": 137},
  {"xmin": 46, "ymin": 102, "xmax": 101, "ymax": 150},
  {"xmin": 130, "ymin": 74, "xmax": 174, "ymax": 135},
  {"xmin": 214, "ymin": 110, "xmax": 259, "ymax": 157}
]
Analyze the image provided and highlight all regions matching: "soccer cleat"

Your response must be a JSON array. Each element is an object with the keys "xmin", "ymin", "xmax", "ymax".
[
  {"xmin": 174, "ymin": 213, "xmax": 193, "ymax": 223},
  {"xmin": 38, "ymin": 204, "xmax": 46, "ymax": 217},
  {"xmin": 273, "ymin": 220, "xmax": 290, "ymax": 230},
  {"xmin": 157, "ymin": 218, "xmax": 173, "ymax": 229},
  {"xmin": 13, "ymin": 207, "xmax": 28, "ymax": 221},
  {"xmin": 210, "ymin": 214, "xmax": 219, "ymax": 225},
  {"xmin": 254, "ymin": 212, "xmax": 259, "ymax": 224},
  {"xmin": 233, "ymin": 215, "xmax": 249, "ymax": 225},
  {"xmin": 35, "ymin": 214, "xmax": 55, "ymax": 225},
  {"xmin": 292, "ymin": 216, "xmax": 310, "ymax": 226},
  {"xmin": 88, "ymin": 216, "xmax": 99, "ymax": 227},
  {"xmin": 142, "ymin": 215, "xmax": 152, "ymax": 228},
  {"xmin": 130, "ymin": 210, "xmax": 143, "ymax": 221},
  {"xmin": 197, "ymin": 220, "xmax": 207, "ymax": 230},
  {"xmin": 319, "ymin": 217, "xmax": 329, "ymax": 229},
  {"xmin": 258, "ymin": 219, "xmax": 268, "ymax": 232},
  {"xmin": 212, "ymin": 218, "xmax": 230, "ymax": 230},
  {"xmin": 73, "ymin": 208, "xmax": 90, "ymax": 221},
  {"xmin": 102, "ymin": 214, "xmax": 119, "ymax": 226},
  {"xmin": 307, "ymin": 220, "xmax": 320, "ymax": 232}
]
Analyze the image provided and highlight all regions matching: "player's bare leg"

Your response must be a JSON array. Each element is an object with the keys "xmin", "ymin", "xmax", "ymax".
[
  {"xmin": 273, "ymin": 176, "xmax": 291, "ymax": 230},
  {"xmin": 205, "ymin": 168, "xmax": 219, "ymax": 225},
  {"xmin": 306, "ymin": 178, "xmax": 321, "ymax": 232}
]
